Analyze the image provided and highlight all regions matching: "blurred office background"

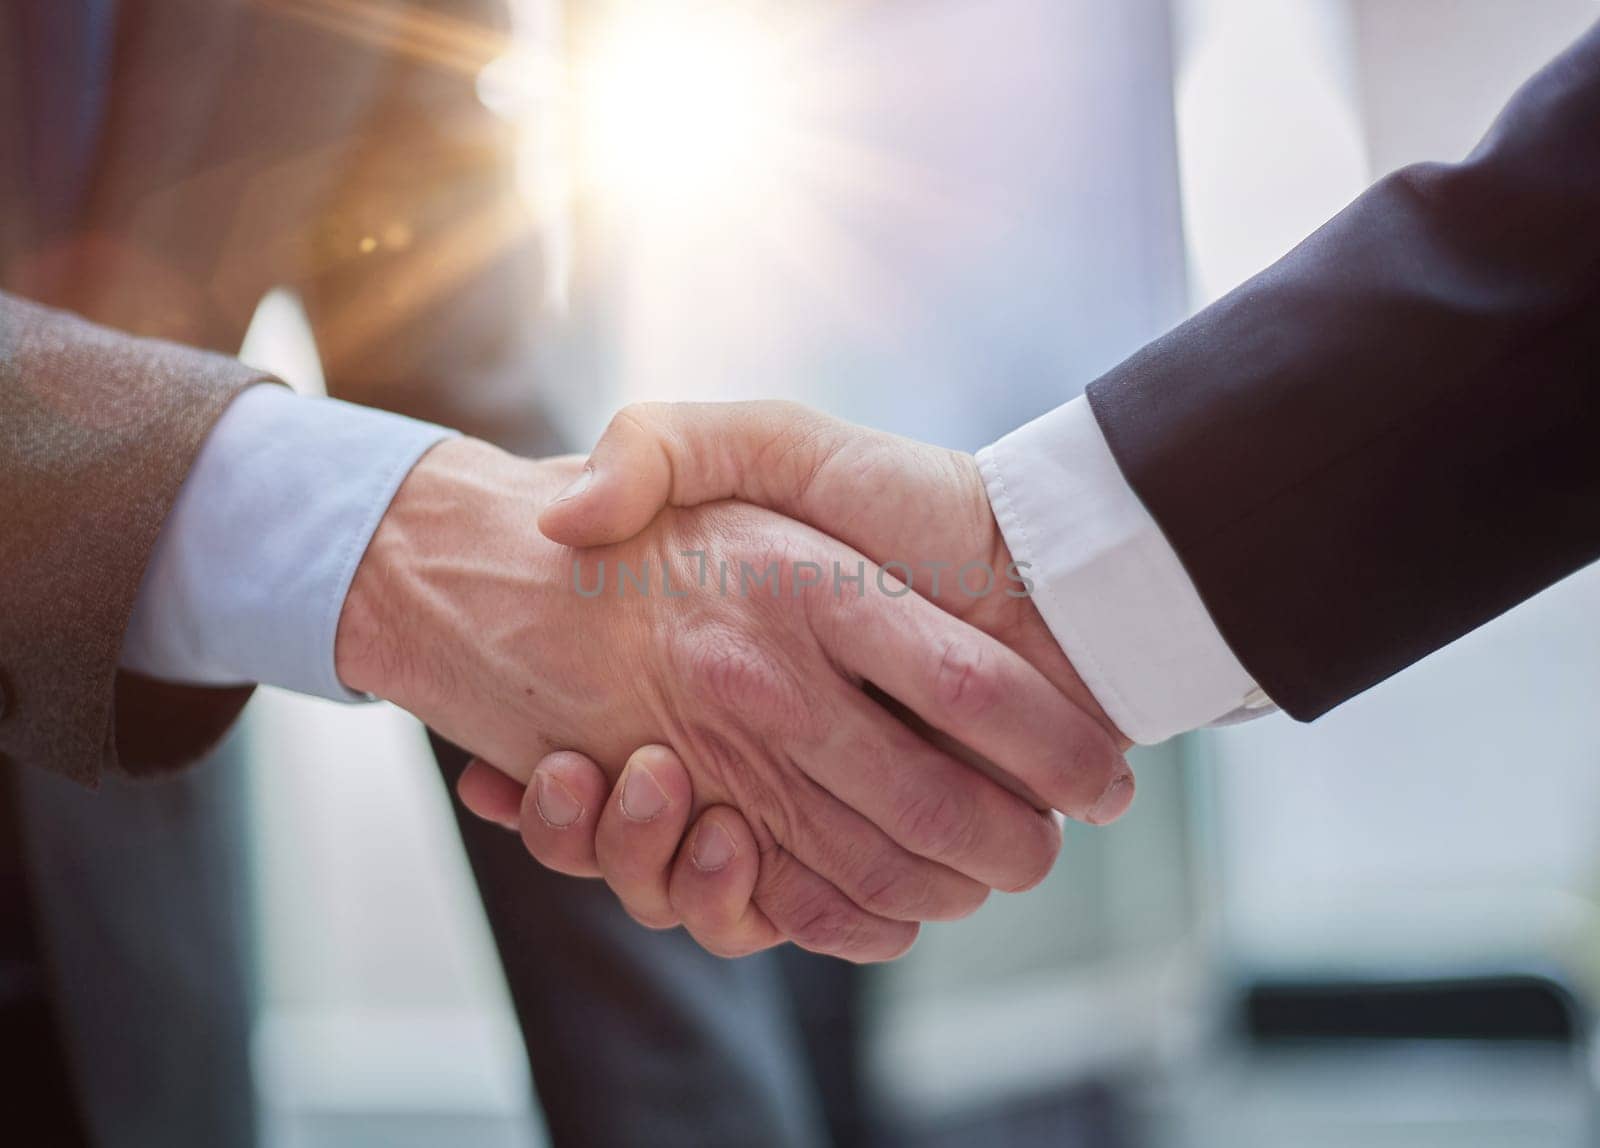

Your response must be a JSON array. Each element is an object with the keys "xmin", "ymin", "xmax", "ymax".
[{"xmin": 238, "ymin": 1, "xmax": 1600, "ymax": 1145}]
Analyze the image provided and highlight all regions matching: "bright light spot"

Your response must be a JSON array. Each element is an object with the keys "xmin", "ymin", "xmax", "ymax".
[
  {"xmin": 577, "ymin": 3, "xmax": 797, "ymax": 223},
  {"xmin": 479, "ymin": 1, "xmax": 893, "ymax": 341}
]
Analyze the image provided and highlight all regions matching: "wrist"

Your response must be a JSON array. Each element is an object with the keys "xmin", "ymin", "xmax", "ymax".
[{"xmin": 335, "ymin": 438, "xmax": 578, "ymax": 706}]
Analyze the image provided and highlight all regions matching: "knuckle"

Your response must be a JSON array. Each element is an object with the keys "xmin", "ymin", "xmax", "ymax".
[
  {"xmin": 749, "ymin": 400, "xmax": 818, "ymax": 454},
  {"xmin": 674, "ymin": 726, "xmax": 746, "ymax": 806},
  {"xmin": 699, "ymin": 746, "xmax": 795, "ymax": 854},
  {"xmin": 765, "ymin": 399, "xmax": 813, "ymax": 423},
  {"xmin": 892, "ymin": 783, "xmax": 979, "ymax": 862},
  {"xmin": 727, "ymin": 534, "xmax": 811, "ymax": 598},
  {"xmin": 753, "ymin": 406, "xmax": 837, "ymax": 502},
  {"xmin": 785, "ymin": 892, "xmax": 867, "ymax": 955},
  {"xmin": 681, "ymin": 629, "xmax": 789, "ymax": 713},
  {"xmin": 853, "ymin": 859, "xmax": 929, "ymax": 921},
  {"xmin": 612, "ymin": 401, "xmax": 666, "ymax": 437},
  {"xmin": 933, "ymin": 639, "xmax": 1002, "ymax": 721},
  {"xmin": 1005, "ymin": 816, "xmax": 1062, "ymax": 893}
]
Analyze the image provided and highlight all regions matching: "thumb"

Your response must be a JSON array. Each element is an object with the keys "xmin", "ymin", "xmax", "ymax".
[{"xmin": 537, "ymin": 400, "xmax": 843, "ymax": 547}]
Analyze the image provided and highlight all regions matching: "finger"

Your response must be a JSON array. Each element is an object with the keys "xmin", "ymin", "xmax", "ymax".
[
  {"xmin": 594, "ymin": 745, "xmax": 695, "ymax": 929},
  {"xmin": 516, "ymin": 751, "xmax": 612, "ymax": 878},
  {"xmin": 457, "ymin": 758, "xmax": 527, "ymax": 830},
  {"xmin": 799, "ymin": 691, "xmax": 1064, "ymax": 893},
  {"xmin": 762, "ymin": 756, "xmax": 992, "ymax": 924},
  {"xmin": 817, "ymin": 585, "xmax": 1133, "ymax": 824},
  {"xmin": 754, "ymin": 847, "xmax": 919, "ymax": 964},
  {"xmin": 668, "ymin": 806, "xmax": 782, "ymax": 959},
  {"xmin": 539, "ymin": 400, "xmax": 847, "ymax": 547}
]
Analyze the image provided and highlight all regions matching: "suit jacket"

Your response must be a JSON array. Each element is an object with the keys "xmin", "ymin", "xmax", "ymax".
[
  {"xmin": 1, "ymin": 0, "xmax": 551, "ymax": 788},
  {"xmin": 1087, "ymin": 18, "xmax": 1600, "ymax": 721},
  {"xmin": 0, "ymin": 4, "xmax": 550, "ymax": 1143}
]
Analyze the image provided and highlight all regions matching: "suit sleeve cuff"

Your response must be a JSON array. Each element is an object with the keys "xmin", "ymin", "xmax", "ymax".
[
  {"xmin": 976, "ymin": 396, "xmax": 1272, "ymax": 744},
  {"xmin": 121, "ymin": 385, "xmax": 456, "ymax": 702}
]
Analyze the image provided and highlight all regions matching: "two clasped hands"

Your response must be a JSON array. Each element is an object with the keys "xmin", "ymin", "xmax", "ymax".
[{"xmin": 334, "ymin": 400, "xmax": 1131, "ymax": 964}]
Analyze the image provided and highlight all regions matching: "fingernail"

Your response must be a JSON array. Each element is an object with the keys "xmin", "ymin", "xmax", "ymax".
[
  {"xmin": 535, "ymin": 771, "xmax": 584, "ymax": 827},
  {"xmin": 551, "ymin": 465, "xmax": 593, "ymax": 504},
  {"xmin": 620, "ymin": 762, "xmax": 669, "ymax": 822},
  {"xmin": 1087, "ymin": 774, "xmax": 1135, "ymax": 825},
  {"xmin": 692, "ymin": 822, "xmax": 737, "ymax": 871}
]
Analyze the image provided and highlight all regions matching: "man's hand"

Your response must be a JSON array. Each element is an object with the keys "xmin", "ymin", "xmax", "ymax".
[
  {"xmin": 337, "ymin": 437, "xmax": 1129, "ymax": 961},
  {"xmin": 458, "ymin": 746, "xmax": 780, "ymax": 958},
  {"xmin": 538, "ymin": 400, "xmax": 1133, "ymax": 804}
]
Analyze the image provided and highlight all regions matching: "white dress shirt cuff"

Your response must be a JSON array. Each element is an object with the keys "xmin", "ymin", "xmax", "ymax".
[
  {"xmin": 976, "ymin": 396, "xmax": 1271, "ymax": 744},
  {"xmin": 122, "ymin": 384, "xmax": 456, "ymax": 701}
]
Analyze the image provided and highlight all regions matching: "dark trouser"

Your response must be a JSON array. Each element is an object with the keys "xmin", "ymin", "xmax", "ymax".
[
  {"xmin": 0, "ymin": 729, "xmax": 863, "ymax": 1148},
  {"xmin": 1, "ymin": 765, "xmax": 93, "ymax": 1148},
  {"xmin": 9, "ymin": 750, "xmax": 258, "ymax": 1148}
]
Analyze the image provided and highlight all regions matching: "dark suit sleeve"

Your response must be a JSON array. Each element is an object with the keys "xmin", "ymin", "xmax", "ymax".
[
  {"xmin": 0, "ymin": 294, "xmax": 275, "ymax": 786},
  {"xmin": 1084, "ymin": 19, "xmax": 1600, "ymax": 722}
]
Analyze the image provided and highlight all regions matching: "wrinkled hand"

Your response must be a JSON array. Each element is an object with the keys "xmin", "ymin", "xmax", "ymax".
[
  {"xmin": 539, "ymin": 400, "xmax": 1132, "ymax": 787},
  {"xmin": 339, "ymin": 437, "xmax": 1128, "ymax": 961}
]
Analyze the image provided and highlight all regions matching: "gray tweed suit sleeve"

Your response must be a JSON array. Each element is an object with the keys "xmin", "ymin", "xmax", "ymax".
[{"xmin": 0, "ymin": 293, "xmax": 281, "ymax": 787}]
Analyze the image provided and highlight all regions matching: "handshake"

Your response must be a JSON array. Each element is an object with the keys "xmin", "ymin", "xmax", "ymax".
[{"xmin": 335, "ymin": 401, "xmax": 1134, "ymax": 963}]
